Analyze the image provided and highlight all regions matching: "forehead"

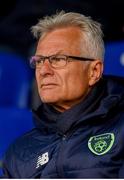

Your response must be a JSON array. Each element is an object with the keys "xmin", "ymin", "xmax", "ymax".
[{"xmin": 36, "ymin": 27, "xmax": 83, "ymax": 55}]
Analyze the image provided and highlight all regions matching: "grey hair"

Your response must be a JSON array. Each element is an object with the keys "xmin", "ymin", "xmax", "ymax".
[{"xmin": 31, "ymin": 11, "xmax": 105, "ymax": 60}]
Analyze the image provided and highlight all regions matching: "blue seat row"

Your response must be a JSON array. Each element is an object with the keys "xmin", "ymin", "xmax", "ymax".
[
  {"xmin": 0, "ymin": 51, "xmax": 34, "ymax": 176},
  {"xmin": 104, "ymin": 40, "xmax": 124, "ymax": 77},
  {"xmin": 0, "ymin": 51, "xmax": 33, "ymax": 108}
]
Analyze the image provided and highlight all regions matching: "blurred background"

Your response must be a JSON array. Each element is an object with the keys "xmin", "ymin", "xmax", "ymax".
[{"xmin": 0, "ymin": 0, "xmax": 124, "ymax": 176}]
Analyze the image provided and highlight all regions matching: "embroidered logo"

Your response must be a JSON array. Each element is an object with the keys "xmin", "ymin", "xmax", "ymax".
[
  {"xmin": 88, "ymin": 133, "xmax": 115, "ymax": 155},
  {"xmin": 36, "ymin": 152, "xmax": 49, "ymax": 168}
]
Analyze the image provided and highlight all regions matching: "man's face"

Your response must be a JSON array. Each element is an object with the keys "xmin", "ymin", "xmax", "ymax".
[{"xmin": 35, "ymin": 27, "xmax": 94, "ymax": 111}]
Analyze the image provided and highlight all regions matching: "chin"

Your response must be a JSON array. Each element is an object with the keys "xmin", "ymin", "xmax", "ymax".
[
  {"xmin": 39, "ymin": 88, "xmax": 61, "ymax": 103},
  {"xmin": 40, "ymin": 95, "xmax": 59, "ymax": 104}
]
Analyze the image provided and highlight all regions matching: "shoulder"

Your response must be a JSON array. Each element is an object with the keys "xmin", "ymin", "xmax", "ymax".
[
  {"xmin": 3, "ymin": 128, "xmax": 47, "ymax": 177},
  {"xmin": 4, "ymin": 128, "xmax": 43, "ymax": 162}
]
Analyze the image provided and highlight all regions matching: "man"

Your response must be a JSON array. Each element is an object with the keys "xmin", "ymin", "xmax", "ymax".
[{"xmin": 2, "ymin": 11, "xmax": 124, "ymax": 178}]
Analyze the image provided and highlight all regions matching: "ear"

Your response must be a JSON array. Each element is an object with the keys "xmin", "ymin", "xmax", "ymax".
[{"xmin": 88, "ymin": 60, "xmax": 103, "ymax": 86}]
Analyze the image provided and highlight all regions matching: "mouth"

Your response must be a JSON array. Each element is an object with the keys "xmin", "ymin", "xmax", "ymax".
[{"xmin": 41, "ymin": 83, "xmax": 57, "ymax": 89}]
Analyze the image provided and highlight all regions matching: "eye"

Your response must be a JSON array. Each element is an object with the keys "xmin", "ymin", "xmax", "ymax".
[
  {"xmin": 51, "ymin": 56, "xmax": 61, "ymax": 61},
  {"xmin": 51, "ymin": 55, "xmax": 66, "ymax": 61},
  {"xmin": 36, "ymin": 56, "xmax": 44, "ymax": 64}
]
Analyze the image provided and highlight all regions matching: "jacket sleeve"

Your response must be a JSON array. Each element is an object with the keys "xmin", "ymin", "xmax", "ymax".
[
  {"xmin": 118, "ymin": 162, "xmax": 124, "ymax": 178},
  {"xmin": 1, "ymin": 144, "xmax": 15, "ymax": 178},
  {"xmin": 2, "ymin": 162, "xmax": 12, "ymax": 178}
]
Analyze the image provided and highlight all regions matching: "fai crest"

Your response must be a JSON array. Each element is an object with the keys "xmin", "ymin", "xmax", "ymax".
[{"xmin": 88, "ymin": 133, "xmax": 115, "ymax": 155}]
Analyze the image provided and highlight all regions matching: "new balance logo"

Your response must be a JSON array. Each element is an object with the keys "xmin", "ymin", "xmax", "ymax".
[{"xmin": 36, "ymin": 152, "xmax": 49, "ymax": 169}]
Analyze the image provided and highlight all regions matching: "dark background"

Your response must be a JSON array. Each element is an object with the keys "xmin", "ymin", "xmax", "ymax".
[{"xmin": 0, "ymin": 0, "xmax": 124, "ymax": 58}]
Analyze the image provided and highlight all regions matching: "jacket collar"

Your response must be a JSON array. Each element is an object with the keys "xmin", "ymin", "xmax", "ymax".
[{"xmin": 32, "ymin": 76, "xmax": 124, "ymax": 135}]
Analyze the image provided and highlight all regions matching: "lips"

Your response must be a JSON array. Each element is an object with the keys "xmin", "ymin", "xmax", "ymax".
[{"xmin": 41, "ymin": 83, "xmax": 57, "ymax": 89}]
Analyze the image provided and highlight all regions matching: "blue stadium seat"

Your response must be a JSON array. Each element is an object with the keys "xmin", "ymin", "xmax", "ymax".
[
  {"xmin": 0, "ymin": 51, "xmax": 33, "ymax": 108},
  {"xmin": 104, "ymin": 41, "xmax": 124, "ymax": 77},
  {"xmin": 0, "ymin": 51, "xmax": 34, "ymax": 176}
]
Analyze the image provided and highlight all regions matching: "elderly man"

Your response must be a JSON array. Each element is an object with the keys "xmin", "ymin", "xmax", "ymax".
[{"xmin": 3, "ymin": 11, "xmax": 124, "ymax": 178}]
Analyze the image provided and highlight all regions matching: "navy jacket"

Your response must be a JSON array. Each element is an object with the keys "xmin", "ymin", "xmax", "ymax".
[{"xmin": 2, "ymin": 76, "xmax": 124, "ymax": 178}]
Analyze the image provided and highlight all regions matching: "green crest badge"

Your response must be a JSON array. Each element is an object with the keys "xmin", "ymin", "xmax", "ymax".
[{"xmin": 88, "ymin": 133, "xmax": 115, "ymax": 155}]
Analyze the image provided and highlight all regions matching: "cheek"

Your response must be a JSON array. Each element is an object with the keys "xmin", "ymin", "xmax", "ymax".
[
  {"xmin": 64, "ymin": 67, "xmax": 89, "ymax": 96},
  {"xmin": 35, "ymin": 71, "xmax": 40, "ymax": 88},
  {"xmin": 35, "ymin": 71, "xmax": 44, "ymax": 96}
]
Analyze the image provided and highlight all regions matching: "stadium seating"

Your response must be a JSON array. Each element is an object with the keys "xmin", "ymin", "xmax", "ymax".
[
  {"xmin": 0, "ymin": 51, "xmax": 33, "ymax": 108},
  {"xmin": 0, "ymin": 51, "xmax": 34, "ymax": 176},
  {"xmin": 104, "ymin": 41, "xmax": 124, "ymax": 77}
]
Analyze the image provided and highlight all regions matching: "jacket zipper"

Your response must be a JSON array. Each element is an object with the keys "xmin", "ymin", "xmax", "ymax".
[
  {"xmin": 56, "ymin": 125, "xmax": 85, "ymax": 178},
  {"xmin": 56, "ymin": 134, "xmax": 67, "ymax": 178}
]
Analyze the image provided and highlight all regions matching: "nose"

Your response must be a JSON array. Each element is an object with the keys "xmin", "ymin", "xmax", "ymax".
[{"xmin": 38, "ymin": 59, "xmax": 54, "ymax": 76}]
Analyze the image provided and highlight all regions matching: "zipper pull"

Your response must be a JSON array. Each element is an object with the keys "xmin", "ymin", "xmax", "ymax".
[{"xmin": 62, "ymin": 134, "xmax": 66, "ymax": 140}]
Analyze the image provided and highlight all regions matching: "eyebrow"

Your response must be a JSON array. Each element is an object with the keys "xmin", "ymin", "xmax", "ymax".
[{"xmin": 35, "ymin": 50, "xmax": 64, "ymax": 57}]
